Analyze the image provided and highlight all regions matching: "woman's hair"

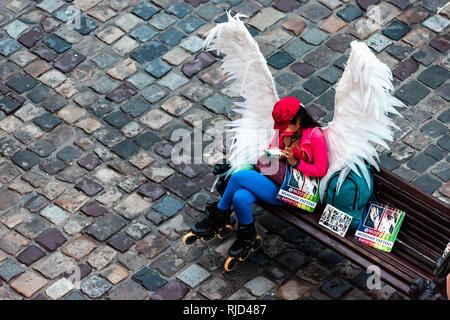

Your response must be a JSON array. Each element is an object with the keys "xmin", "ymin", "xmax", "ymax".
[{"xmin": 290, "ymin": 106, "xmax": 321, "ymax": 129}]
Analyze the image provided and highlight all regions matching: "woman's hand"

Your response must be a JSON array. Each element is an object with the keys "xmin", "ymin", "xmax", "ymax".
[{"xmin": 282, "ymin": 147, "xmax": 297, "ymax": 167}]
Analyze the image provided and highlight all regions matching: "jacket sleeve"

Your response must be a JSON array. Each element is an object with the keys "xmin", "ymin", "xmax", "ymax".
[{"xmin": 295, "ymin": 129, "xmax": 328, "ymax": 178}]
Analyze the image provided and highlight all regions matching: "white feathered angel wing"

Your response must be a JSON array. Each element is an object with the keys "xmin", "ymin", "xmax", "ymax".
[
  {"xmin": 202, "ymin": 12, "xmax": 279, "ymax": 172},
  {"xmin": 319, "ymin": 41, "xmax": 405, "ymax": 201}
]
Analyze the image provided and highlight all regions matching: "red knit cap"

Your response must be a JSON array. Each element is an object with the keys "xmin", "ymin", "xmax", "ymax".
[{"xmin": 272, "ymin": 96, "xmax": 301, "ymax": 133}]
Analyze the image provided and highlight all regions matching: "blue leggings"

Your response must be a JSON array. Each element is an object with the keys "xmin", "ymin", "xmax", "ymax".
[{"xmin": 217, "ymin": 170, "xmax": 284, "ymax": 225}]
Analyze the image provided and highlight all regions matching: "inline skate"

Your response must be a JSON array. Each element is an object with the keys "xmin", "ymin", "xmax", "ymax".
[
  {"xmin": 224, "ymin": 222, "xmax": 262, "ymax": 272},
  {"xmin": 182, "ymin": 201, "xmax": 235, "ymax": 245}
]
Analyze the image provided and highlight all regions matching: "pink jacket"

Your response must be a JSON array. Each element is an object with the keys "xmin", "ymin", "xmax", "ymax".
[{"xmin": 270, "ymin": 127, "xmax": 328, "ymax": 178}]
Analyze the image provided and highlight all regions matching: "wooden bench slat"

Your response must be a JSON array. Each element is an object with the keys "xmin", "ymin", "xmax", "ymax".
[{"xmin": 376, "ymin": 190, "xmax": 450, "ymax": 242}]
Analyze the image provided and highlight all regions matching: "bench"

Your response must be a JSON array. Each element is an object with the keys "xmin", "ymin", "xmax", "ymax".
[{"xmin": 258, "ymin": 167, "xmax": 450, "ymax": 298}]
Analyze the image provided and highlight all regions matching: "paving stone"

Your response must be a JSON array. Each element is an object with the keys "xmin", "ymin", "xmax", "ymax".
[
  {"xmin": 181, "ymin": 51, "xmax": 216, "ymax": 78},
  {"xmin": 74, "ymin": 178, "xmax": 103, "ymax": 197},
  {"xmin": 81, "ymin": 202, "xmax": 108, "ymax": 218},
  {"xmin": 126, "ymin": 72, "xmax": 155, "ymax": 90},
  {"xmin": 10, "ymin": 149, "xmax": 40, "ymax": 171},
  {"xmin": 167, "ymin": 2, "xmax": 193, "ymax": 18},
  {"xmin": 176, "ymin": 263, "xmax": 211, "ymax": 288},
  {"xmin": 242, "ymin": 275, "xmax": 275, "ymax": 297},
  {"xmin": 116, "ymin": 251, "xmax": 146, "ymax": 272},
  {"xmin": 0, "ymin": 96, "xmax": 22, "ymax": 115},
  {"xmin": 392, "ymin": 57, "xmax": 418, "ymax": 80},
  {"xmin": 423, "ymin": 15, "xmax": 449, "ymax": 33},
  {"xmin": 85, "ymin": 214, "xmax": 128, "ymax": 242},
  {"xmin": 320, "ymin": 275, "xmax": 353, "ymax": 299},
  {"xmin": 132, "ymin": 267, "xmax": 167, "ymax": 292},
  {"xmin": 300, "ymin": 2, "xmax": 332, "ymax": 23},
  {"xmin": 198, "ymin": 277, "xmax": 236, "ymax": 300},
  {"xmin": 303, "ymin": 76, "xmax": 330, "ymax": 97},
  {"xmin": 54, "ymin": 189, "xmax": 89, "ymax": 214},
  {"xmin": 23, "ymin": 194, "xmax": 49, "ymax": 213},
  {"xmin": 395, "ymin": 80, "xmax": 430, "ymax": 106},
  {"xmin": 397, "ymin": 6, "xmax": 429, "ymax": 25},
  {"xmin": 62, "ymin": 215, "xmax": 91, "ymax": 236},
  {"xmin": 5, "ymin": 73, "xmax": 38, "ymax": 94},
  {"xmin": 304, "ymin": 46, "xmax": 340, "ymax": 69},
  {"xmin": 277, "ymin": 251, "xmax": 308, "ymax": 273},
  {"xmin": 0, "ymin": 285, "xmax": 24, "ymax": 300},
  {"xmin": 412, "ymin": 174, "xmax": 442, "ymax": 194},
  {"xmin": 177, "ymin": 15, "xmax": 205, "ymax": 34},
  {"xmin": 33, "ymin": 251, "xmax": 74, "ymax": 280},
  {"xmin": 16, "ymin": 245, "xmax": 46, "ymax": 267},
  {"xmin": 145, "ymin": 58, "xmax": 172, "ymax": 79},
  {"xmin": 297, "ymin": 261, "xmax": 333, "ymax": 284},
  {"xmin": 417, "ymin": 65, "xmax": 449, "ymax": 89},
  {"xmin": 150, "ymin": 252, "xmax": 186, "ymax": 278},
  {"xmin": 108, "ymin": 279, "xmax": 148, "ymax": 300},
  {"xmin": 150, "ymin": 279, "xmax": 189, "ymax": 300},
  {"xmin": 81, "ymin": 274, "xmax": 112, "ymax": 298},
  {"xmin": 110, "ymin": 139, "xmax": 139, "ymax": 159},
  {"xmin": 140, "ymin": 85, "xmax": 168, "ymax": 104},
  {"xmin": 430, "ymin": 34, "xmax": 450, "ymax": 53},
  {"xmin": 106, "ymin": 84, "xmax": 137, "ymax": 103},
  {"xmin": 131, "ymin": 1, "xmax": 160, "ymax": 20},
  {"xmin": 421, "ymin": 120, "xmax": 448, "ymax": 139},
  {"xmin": 40, "ymin": 204, "xmax": 69, "ymax": 226},
  {"xmin": 423, "ymin": 145, "xmax": 447, "ymax": 162},
  {"xmin": 277, "ymin": 278, "xmax": 311, "ymax": 300},
  {"xmin": 266, "ymin": 51, "xmax": 295, "ymax": 70},
  {"xmin": 61, "ymin": 236, "xmax": 98, "ymax": 261},
  {"xmin": 135, "ymin": 232, "xmax": 170, "ymax": 259},
  {"xmin": 10, "ymin": 271, "xmax": 48, "ymax": 298},
  {"xmin": 99, "ymin": 263, "xmax": 128, "ymax": 285},
  {"xmin": 365, "ymin": 33, "xmax": 392, "ymax": 52},
  {"xmin": 9, "ymin": 49, "xmax": 37, "ymax": 67},
  {"xmin": 0, "ymin": 259, "xmax": 25, "ymax": 282},
  {"xmin": 145, "ymin": 210, "xmax": 165, "ymax": 226},
  {"xmin": 0, "ymin": 206, "xmax": 26, "ymax": 228},
  {"xmin": 382, "ymin": 20, "xmax": 411, "ymax": 41},
  {"xmin": 403, "ymin": 26, "xmax": 433, "ymax": 47},
  {"xmin": 45, "ymin": 277, "xmax": 74, "ymax": 300},
  {"xmin": 36, "ymin": 228, "xmax": 67, "ymax": 252},
  {"xmin": 159, "ymin": 27, "xmax": 187, "ymax": 47},
  {"xmin": 248, "ymin": 7, "xmax": 284, "ymax": 32},
  {"xmin": 87, "ymin": 245, "xmax": 117, "ymax": 271},
  {"xmin": 161, "ymin": 173, "xmax": 201, "ymax": 200},
  {"xmin": 130, "ymin": 40, "xmax": 168, "ymax": 64},
  {"xmin": 287, "ymin": 89, "xmax": 314, "ymax": 105},
  {"xmin": 61, "ymin": 291, "xmax": 86, "ymax": 300},
  {"xmin": 106, "ymin": 234, "xmax": 134, "ymax": 254},
  {"xmin": 412, "ymin": 46, "xmax": 442, "ymax": 67}
]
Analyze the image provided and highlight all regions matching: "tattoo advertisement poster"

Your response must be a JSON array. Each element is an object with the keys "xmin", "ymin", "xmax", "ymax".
[
  {"xmin": 276, "ymin": 165, "xmax": 320, "ymax": 212},
  {"xmin": 319, "ymin": 204, "xmax": 353, "ymax": 237},
  {"xmin": 354, "ymin": 202, "xmax": 405, "ymax": 253}
]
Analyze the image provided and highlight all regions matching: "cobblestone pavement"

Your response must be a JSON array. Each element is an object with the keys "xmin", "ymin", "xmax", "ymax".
[{"xmin": 0, "ymin": 0, "xmax": 448, "ymax": 301}]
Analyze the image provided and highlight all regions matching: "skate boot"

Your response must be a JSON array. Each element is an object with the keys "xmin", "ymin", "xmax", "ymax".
[
  {"xmin": 182, "ymin": 201, "xmax": 235, "ymax": 246},
  {"xmin": 224, "ymin": 222, "xmax": 262, "ymax": 272}
]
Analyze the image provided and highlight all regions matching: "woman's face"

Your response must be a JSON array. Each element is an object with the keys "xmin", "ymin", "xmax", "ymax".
[{"xmin": 287, "ymin": 118, "xmax": 301, "ymax": 133}]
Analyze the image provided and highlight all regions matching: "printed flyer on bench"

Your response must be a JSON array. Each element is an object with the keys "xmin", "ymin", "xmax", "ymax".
[{"xmin": 354, "ymin": 202, "xmax": 406, "ymax": 253}]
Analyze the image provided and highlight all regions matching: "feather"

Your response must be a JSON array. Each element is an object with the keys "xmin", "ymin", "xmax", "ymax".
[
  {"xmin": 202, "ymin": 11, "xmax": 279, "ymax": 174},
  {"xmin": 319, "ymin": 41, "xmax": 406, "ymax": 200}
]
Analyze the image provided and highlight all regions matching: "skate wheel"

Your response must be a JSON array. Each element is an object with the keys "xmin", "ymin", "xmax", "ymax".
[
  {"xmin": 200, "ymin": 233, "xmax": 215, "ymax": 242},
  {"xmin": 250, "ymin": 235, "xmax": 263, "ymax": 252},
  {"xmin": 217, "ymin": 225, "xmax": 233, "ymax": 239},
  {"xmin": 182, "ymin": 232, "xmax": 197, "ymax": 246},
  {"xmin": 238, "ymin": 249, "xmax": 250, "ymax": 262},
  {"xmin": 224, "ymin": 257, "xmax": 237, "ymax": 272}
]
